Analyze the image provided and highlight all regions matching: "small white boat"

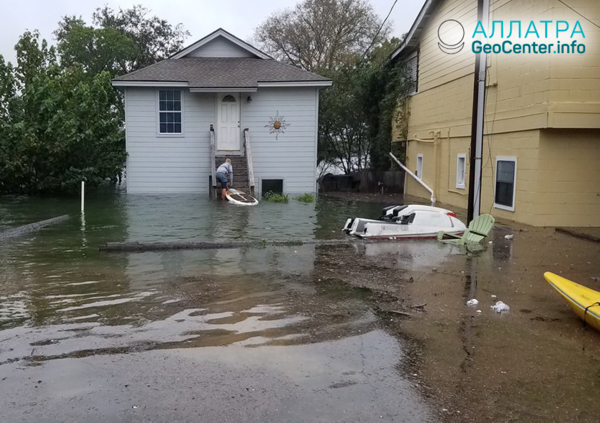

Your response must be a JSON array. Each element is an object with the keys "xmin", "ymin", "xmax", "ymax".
[{"xmin": 343, "ymin": 204, "xmax": 466, "ymax": 240}]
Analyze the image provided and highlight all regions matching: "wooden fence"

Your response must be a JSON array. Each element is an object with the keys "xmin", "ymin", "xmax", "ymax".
[{"xmin": 319, "ymin": 169, "xmax": 405, "ymax": 193}]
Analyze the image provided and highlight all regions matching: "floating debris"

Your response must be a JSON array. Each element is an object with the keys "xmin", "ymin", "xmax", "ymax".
[{"xmin": 491, "ymin": 301, "xmax": 510, "ymax": 313}]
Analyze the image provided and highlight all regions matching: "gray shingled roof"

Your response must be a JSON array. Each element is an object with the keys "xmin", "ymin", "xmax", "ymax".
[{"xmin": 113, "ymin": 57, "xmax": 330, "ymax": 87}]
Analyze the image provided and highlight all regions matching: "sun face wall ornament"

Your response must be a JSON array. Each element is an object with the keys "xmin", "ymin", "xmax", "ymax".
[{"xmin": 265, "ymin": 111, "xmax": 290, "ymax": 140}]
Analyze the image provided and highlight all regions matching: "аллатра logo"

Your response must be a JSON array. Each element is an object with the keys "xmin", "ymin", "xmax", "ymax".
[{"xmin": 438, "ymin": 19, "xmax": 465, "ymax": 54}]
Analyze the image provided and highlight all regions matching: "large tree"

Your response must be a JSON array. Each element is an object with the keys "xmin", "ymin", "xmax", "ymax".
[
  {"xmin": 54, "ymin": 17, "xmax": 138, "ymax": 78},
  {"xmin": 0, "ymin": 6, "xmax": 189, "ymax": 195},
  {"xmin": 0, "ymin": 32, "xmax": 126, "ymax": 194},
  {"xmin": 254, "ymin": 0, "xmax": 390, "ymax": 72},
  {"xmin": 55, "ymin": 5, "xmax": 190, "ymax": 77}
]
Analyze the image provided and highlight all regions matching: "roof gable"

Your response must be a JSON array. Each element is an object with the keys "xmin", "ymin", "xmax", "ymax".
[
  {"xmin": 171, "ymin": 28, "xmax": 271, "ymax": 60},
  {"xmin": 391, "ymin": 0, "xmax": 439, "ymax": 60}
]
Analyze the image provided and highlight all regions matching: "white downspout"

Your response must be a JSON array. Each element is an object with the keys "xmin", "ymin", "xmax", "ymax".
[{"xmin": 390, "ymin": 152, "xmax": 436, "ymax": 206}]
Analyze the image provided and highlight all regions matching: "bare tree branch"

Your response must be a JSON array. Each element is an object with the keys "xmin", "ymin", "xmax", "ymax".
[{"xmin": 254, "ymin": 0, "xmax": 390, "ymax": 72}]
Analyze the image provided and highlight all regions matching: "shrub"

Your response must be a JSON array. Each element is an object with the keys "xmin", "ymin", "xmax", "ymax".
[
  {"xmin": 293, "ymin": 193, "xmax": 315, "ymax": 203},
  {"xmin": 263, "ymin": 191, "xmax": 289, "ymax": 203}
]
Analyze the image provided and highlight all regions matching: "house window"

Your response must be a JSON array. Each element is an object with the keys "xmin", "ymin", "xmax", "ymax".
[
  {"xmin": 262, "ymin": 179, "xmax": 283, "ymax": 195},
  {"xmin": 407, "ymin": 50, "xmax": 419, "ymax": 95},
  {"xmin": 456, "ymin": 154, "xmax": 466, "ymax": 189},
  {"xmin": 494, "ymin": 157, "xmax": 517, "ymax": 211},
  {"xmin": 222, "ymin": 95, "xmax": 236, "ymax": 102},
  {"xmin": 158, "ymin": 90, "xmax": 182, "ymax": 134},
  {"xmin": 416, "ymin": 154, "xmax": 423, "ymax": 179}
]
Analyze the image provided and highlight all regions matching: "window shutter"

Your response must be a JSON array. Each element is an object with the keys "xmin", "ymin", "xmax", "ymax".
[{"xmin": 406, "ymin": 50, "xmax": 419, "ymax": 94}]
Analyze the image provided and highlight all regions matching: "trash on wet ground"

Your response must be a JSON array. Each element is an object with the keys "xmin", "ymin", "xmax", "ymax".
[
  {"xmin": 504, "ymin": 234, "xmax": 514, "ymax": 240},
  {"xmin": 466, "ymin": 299, "xmax": 479, "ymax": 307},
  {"xmin": 491, "ymin": 301, "xmax": 510, "ymax": 313}
]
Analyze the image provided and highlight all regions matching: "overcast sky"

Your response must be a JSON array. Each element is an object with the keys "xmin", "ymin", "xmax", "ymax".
[{"xmin": 0, "ymin": 0, "xmax": 426, "ymax": 65}]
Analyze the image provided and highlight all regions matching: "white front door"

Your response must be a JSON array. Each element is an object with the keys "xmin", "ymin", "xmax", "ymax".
[{"xmin": 217, "ymin": 93, "xmax": 240, "ymax": 151}]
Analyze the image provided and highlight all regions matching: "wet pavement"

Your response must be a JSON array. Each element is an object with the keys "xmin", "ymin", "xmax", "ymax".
[
  {"xmin": 394, "ymin": 225, "xmax": 600, "ymax": 422},
  {"xmin": 1, "ymin": 190, "xmax": 599, "ymax": 422}
]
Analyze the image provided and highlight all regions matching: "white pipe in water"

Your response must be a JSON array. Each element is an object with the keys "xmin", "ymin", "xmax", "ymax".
[{"xmin": 81, "ymin": 181, "xmax": 85, "ymax": 213}]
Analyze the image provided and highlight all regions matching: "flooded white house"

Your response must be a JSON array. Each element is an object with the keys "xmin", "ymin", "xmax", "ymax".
[{"xmin": 112, "ymin": 29, "xmax": 331, "ymax": 195}]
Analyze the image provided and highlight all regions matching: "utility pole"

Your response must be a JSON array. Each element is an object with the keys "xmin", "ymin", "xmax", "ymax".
[{"xmin": 467, "ymin": 0, "xmax": 489, "ymax": 223}]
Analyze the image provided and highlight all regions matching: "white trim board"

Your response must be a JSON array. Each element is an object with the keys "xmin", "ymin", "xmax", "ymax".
[
  {"xmin": 190, "ymin": 87, "xmax": 257, "ymax": 93},
  {"xmin": 314, "ymin": 87, "xmax": 319, "ymax": 194},
  {"xmin": 257, "ymin": 81, "xmax": 333, "ymax": 88},
  {"xmin": 171, "ymin": 28, "xmax": 271, "ymax": 60},
  {"xmin": 112, "ymin": 81, "xmax": 331, "ymax": 89},
  {"xmin": 112, "ymin": 81, "xmax": 189, "ymax": 87}
]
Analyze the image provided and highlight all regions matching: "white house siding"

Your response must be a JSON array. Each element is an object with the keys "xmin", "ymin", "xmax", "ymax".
[
  {"xmin": 125, "ymin": 88, "xmax": 214, "ymax": 193},
  {"xmin": 241, "ymin": 87, "xmax": 319, "ymax": 195},
  {"xmin": 186, "ymin": 37, "xmax": 254, "ymax": 58}
]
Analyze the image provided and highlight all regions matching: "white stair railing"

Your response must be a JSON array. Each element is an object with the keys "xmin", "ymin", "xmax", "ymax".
[
  {"xmin": 210, "ymin": 125, "xmax": 216, "ymax": 195},
  {"xmin": 389, "ymin": 152, "xmax": 436, "ymax": 206},
  {"xmin": 243, "ymin": 129, "xmax": 256, "ymax": 195}
]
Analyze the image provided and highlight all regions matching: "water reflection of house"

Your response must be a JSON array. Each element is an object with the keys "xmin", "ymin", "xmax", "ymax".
[
  {"xmin": 123, "ymin": 196, "xmax": 317, "ymax": 289},
  {"xmin": 391, "ymin": 0, "xmax": 600, "ymax": 227}
]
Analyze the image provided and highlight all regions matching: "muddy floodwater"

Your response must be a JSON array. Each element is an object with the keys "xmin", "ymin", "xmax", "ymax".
[{"xmin": 1, "ymin": 190, "xmax": 599, "ymax": 422}]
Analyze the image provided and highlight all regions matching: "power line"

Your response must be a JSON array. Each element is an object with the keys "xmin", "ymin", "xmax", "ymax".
[
  {"xmin": 362, "ymin": 0, "xmax": 398, "ymax": 59},
  {"xmin": 557, "ymin": 0, "xmax": 600, "ymax": 30}
]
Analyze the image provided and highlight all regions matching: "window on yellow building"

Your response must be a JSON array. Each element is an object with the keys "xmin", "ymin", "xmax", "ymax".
[
  {"xmin": 416, "ymin": 154, "xmax": 423, "ymax": 179},
  {"xmin": 494, "ymin": 157, "xmax": 517, "ymax": 212},
  {"xmin": 456, "ymin": 154, "xmax": 466, "ymax": 189}
]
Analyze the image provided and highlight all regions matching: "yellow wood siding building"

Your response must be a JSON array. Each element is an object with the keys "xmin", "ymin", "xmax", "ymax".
[{"xmin": 393, "ymin": 0, "xmax": 600, "ymax": 227}]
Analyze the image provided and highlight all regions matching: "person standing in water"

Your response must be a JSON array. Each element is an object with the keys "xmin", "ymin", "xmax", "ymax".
[{"xmin": 215, "ymin": 158, "xmax": 233, "ymax": 200}]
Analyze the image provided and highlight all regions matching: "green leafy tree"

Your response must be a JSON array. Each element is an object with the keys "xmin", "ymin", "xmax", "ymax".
[
  {"xmin": 0, "ymin": 55, "xmax": 17, "ymax": 119},
  {"xmin": 0, "ymin": 6, "xmax": 189, "ymax": 195},
  {"xmin": 14, "ymin": 30, "xmax": 57, "ymax": 88},
  {"xmin": 318, "ymin": 38, "xmax": 413, "ymax": 173},
  {"xmin": 55, "ymin": 17, "xmax": 139, "ymax": 78},
  {"xmin": 55, "ymin": 5, "xmax": 190, "ymax": 78},
  {"xmin": 82, "ymin": 5, "xmax": 189, "ymax": 72},
  {"xmin": 0, "ymin": 32, "xmax": 125, "ymax": 194}
]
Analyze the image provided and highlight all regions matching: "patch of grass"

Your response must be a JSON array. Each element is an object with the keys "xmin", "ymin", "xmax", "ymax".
[
  {"xmin": 293, "ymin": 193, "xmax": 315, "ymax": 203},
  {"xmin": 263, "ymin": 191, "xmax": 289, "ymax": 203},
  {"xmin": 254, "ymin": 239, "xmax": 268, "ymax": 249},
  {"xmin": 275, "ymin": 240, "xmax": 304, "ymax": 246}
]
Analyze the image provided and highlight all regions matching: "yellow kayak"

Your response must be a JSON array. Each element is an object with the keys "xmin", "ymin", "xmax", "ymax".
[{"xmin": 544, "ymin": 272, "xmax": 600, "ymax": 332}]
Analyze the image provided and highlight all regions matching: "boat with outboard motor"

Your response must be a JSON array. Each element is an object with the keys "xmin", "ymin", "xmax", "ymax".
[{"xmin": 343, "ymin": 204, "xmax": 466, "ymax": 240}]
